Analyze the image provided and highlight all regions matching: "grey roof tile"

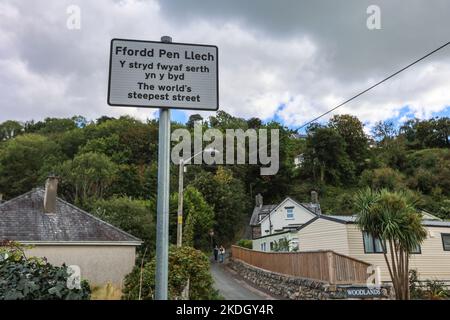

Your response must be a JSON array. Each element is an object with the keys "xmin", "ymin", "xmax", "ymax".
[
  {"xmin": 249, "ymin": 204, "xmax": 277, "ymax": 226},
  {"xmin": 0, "ymin": 188, "xmax": 141, "ymax": 243}
]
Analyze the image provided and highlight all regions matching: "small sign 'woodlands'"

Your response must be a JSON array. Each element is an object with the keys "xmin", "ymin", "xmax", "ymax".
[
  {"xmin": 108, "ymin": 38, "xmax": 218, "ymax": 110},
  {"xmin": 345, "ymin": 286, "xmax": 387, "ymax": 298}
]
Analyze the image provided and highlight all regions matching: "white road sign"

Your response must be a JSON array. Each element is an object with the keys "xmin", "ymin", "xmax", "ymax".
[{"xmin": 108, "ymin": 38, "xmax": 219, "ymax": 110}]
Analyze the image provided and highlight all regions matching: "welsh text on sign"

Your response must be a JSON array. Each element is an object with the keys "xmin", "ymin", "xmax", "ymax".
[{"xmin": 108, "ymin": 39, "xmax": 218, "ymax": 111}]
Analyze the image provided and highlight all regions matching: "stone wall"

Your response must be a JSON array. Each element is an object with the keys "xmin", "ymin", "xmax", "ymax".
[{"xmin": 228, "ymin": 258, "xmax": 392, "ymax": 300}]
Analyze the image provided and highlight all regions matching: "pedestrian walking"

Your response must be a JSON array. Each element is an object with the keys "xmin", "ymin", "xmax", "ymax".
[
  {"xmin": 219, "ymin": 245, "xmax": 225, "ymax": 263},
  {"xmin": 213, "ymin": 245, "xmax": 219, "ymax": 262}
]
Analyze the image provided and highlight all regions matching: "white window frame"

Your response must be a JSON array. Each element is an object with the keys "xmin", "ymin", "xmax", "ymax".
[{"xmin": 285, "ymin": 207, "xmax": 294, "ymax": 220}]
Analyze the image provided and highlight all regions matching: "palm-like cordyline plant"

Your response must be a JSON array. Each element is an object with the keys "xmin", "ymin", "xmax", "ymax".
[{"xmin": 354, "ymin": 188, "xmax": 427, "ymax": 300}]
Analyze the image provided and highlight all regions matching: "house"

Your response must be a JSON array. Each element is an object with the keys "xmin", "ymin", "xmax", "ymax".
[
  {"xmin": 0, "ymin": 176, "xmax": 142, "ymax": 287},
  {"xmin": 252, "ymin": 208, "xmax": 450, "ymax": 282},
  {"xmin": 293, "ymin": 154, "xmax": 305, "ymax": 169},
  {"xmin": 249, "ymin": 192, "xmax": 321, "ymax": 239}
]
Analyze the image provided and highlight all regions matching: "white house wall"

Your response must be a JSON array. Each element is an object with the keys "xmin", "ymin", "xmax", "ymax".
[
  {"xmin": 296, "ymin": 218, "xmax": 350, "ymax": 255},
  {"xmin": 252, "ymin": 232, "xmax": 297, "ymax": 252},
  {"xmin": 346, "ymin": 224, "xmax": 450, "ymax": 282},
  {"xmin": 26, "ymin": 245, "xmax": 137, "ymax": 287},
  {"xmin": 259, "ymin": 198, "xmax": 316, "ymax": 236}
]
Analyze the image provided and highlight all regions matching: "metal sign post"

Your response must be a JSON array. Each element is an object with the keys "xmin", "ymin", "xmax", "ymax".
[
  {"xmin": 154, "ymin": 35, "xmax": 172, "ymax": 300},
  {"xmin": 107, "ymin": 35, "xmax": 218, "ymax": 300}
]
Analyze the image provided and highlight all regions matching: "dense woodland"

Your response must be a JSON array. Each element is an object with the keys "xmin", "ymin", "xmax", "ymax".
[{"xmin": 0, "ymin": 112, "xmax": 449, "ymax": 258}]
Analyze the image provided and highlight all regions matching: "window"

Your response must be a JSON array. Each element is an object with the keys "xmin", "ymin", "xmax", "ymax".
[
  {"xmin": 270, "ymin": 242, "xmax": 274, "ymax": 251},
  {"xmin": 260, "ymin": 242, "xmax": 266, "ymax": 252},
  {"xmin": 442, "ymin": 234, "xmax": 450, "ymax": 251},
  {"xmin": 411, "ymin": 244, "xmax": 421, "ymax": 254},
  {"xmin": 363, "ymin": 232, "xmax": 385, "ymax": 254},
  {"xmin": 286, "ymin": 207, "xmax": 294, "ymax": 219}
]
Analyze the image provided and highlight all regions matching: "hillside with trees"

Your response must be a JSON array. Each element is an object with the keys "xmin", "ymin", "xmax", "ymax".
[{"xmin": 0, "ymin": 112, "xmax": 448, "ymax": 261}]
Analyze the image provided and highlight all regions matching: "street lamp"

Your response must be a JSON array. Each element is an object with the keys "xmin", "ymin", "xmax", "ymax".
[
  {"xmin": 176, "ymin": 148, "xmax": 219, "ymax": 247},
  {"xmin": 208, "ymin": 229, "xmax": 215, "ymax": 250}
]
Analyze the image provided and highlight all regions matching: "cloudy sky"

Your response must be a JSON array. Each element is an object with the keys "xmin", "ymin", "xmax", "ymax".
[{"xmin": 1, "ymin": 0, "xmax": 449, "ymax": 131}]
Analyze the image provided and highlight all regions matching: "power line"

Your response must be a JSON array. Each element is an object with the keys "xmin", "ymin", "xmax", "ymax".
[
  {"xmin": 295, "ymin": 40, "xmax": 450, "ymax": 131},
  {"xmin": 246, "ymin": 40, "xmax": 450, "ymax": 160}
]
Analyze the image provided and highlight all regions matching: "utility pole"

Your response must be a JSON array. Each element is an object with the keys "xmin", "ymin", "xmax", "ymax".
[
  {"xmin": 176, "ymin": 148, "xmax": 219, "ymax": 247},
  {"xmin": 176, "ymin": 159, "xmax": 184, "ymax": 247},
  {"xmin": 155, "ymin": 35, "xmax": 172, "ymax": 301}
]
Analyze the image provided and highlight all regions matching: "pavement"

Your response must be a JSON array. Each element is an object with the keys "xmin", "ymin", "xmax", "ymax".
[{"xmin": 210, "ymin": 260, "xmax": 274, "ymax": 300}]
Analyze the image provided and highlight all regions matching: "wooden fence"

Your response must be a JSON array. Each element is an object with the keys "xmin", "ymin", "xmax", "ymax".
[{"xmin": 231, "ymin": 246, "xmax": 370, "ymax": 284}]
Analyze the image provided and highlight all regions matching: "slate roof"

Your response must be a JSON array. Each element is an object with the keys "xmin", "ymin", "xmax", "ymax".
[
  {"xmin": 249, "ymin": 204, "xmax": 277, "ymax": 226},
  {"xmin": 318, "ymin": 215, "xmax": 450, "ymax": 228},
  {"xmin": 301, "ymin": 203, "xmax": 322, "ymax": 215},
  {"xmin": 0, "ymin": 188, "xmax": 141, "ymax": 244},
  {"xmin": 249, "ymin": 197, "xmax": 322, "ymax": 227},
  {"xmin": 420, "ymin": 220, "xmax": 450, "ymax": 228}
]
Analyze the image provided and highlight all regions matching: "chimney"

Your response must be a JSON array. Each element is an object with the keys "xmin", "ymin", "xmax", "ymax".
[
  {"xmin": 255, "ymin": 193, "xmax": 263, "ymax": 208},
  {"xmin": 310, "ymin": 190, "xmax": 321, "ymax": 215},
  {"xmin": 44, "ymin": 175, "xmax": 59, "ymax": 213},
  {"xmin": 311, "ymin": 190, "xmax": 318, "ymax": 204}
]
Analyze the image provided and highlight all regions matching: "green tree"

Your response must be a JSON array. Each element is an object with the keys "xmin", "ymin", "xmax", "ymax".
[
  {"xmin": 0, "ymin": 134, "xmax": 61, "ymax": 198},
  {"xmin": 108, "ymin": 164, "xmax": 147, "ymax": 199},
  {"xmin": 304, "ymin": 126, "xmax": 355, "ymax": 184},
  {"xmin": 55, "ymin": 128, "xmax": 88, "ymax": 159},
  {"xmin": 247, "ymin": 117, "xmax": 262, "ymax": 129},
  {"xmin": 361, "ymin": 167, "xmax": 405, "ymax": 191},
  {"xmin": 0, "ymin": 120, "xmax": 23, "ymax": 141},
  {"xmin": 400, "ymin": 117, "xmax": 450, "ymax": 149},
  {"xmin": 79, "ymin": 134, "xmax": 131, "ymax": 164},
  {"xmin": 208, "ymin": 110, "xmax": 248, "ymax": 130},
  {"xmin": 27, "ymin": 117, "xmax": 77, "ymax": 135},
  {"xmin": 56, "ymin": 152, "xmax": 118, "ymax": 204},
  {"xmin": 372, "ymin": 120, "xmax": 397, "ymax": 145},
  {"xmin": 191, "ymin": 167, "xmax": 249, "ymax": 245},
  {"xmin": 83, "ymin": 116, "xmax": 155, "ymax": 165},
  {"xmin": 89, "ymin": 197, "xmax": 155, "ymax": 255},
  {"xmin": 329, "ymin": 114, "xmax": 369, "ymax": 173},
  {"xmin": 178, "ymin": 186, "xmax": 214, "ymax": 250},
  {"xmin": 354, "ymin": 188, "xmax": 427, "ymax": 300}
]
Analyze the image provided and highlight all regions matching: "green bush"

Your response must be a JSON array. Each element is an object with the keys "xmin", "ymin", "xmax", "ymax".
[
  {"xmin": 0, "ymin": 241, "xmax": 90, "ymax": 300},
  {"xmin": 122, "ymin": 245, "xmax": 219, "ymax": 300},
  {"xmin": 272, "ymin": 238, "xmax": 291, "ymax": 252},
  {"xmin": 236, "ymin": 239, "xmax": 253, "ymax": 249},
  {"xmin": 361, "ymin": 167, "xmax": 405, "ymax": 190},
  {"xmin": 409, "ymin": 269, "xmax": 449, "ymax": 300}
]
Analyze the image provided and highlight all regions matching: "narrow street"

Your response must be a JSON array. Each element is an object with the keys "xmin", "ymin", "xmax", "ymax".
[{"xmin": 210, "ymin": 262, "xmax": 274, "ymax": 300}]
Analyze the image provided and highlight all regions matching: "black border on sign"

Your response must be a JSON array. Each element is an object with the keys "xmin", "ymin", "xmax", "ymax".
[{"xmin": 107, "ymin": 38, "xmax": 219, "ymax": 111}]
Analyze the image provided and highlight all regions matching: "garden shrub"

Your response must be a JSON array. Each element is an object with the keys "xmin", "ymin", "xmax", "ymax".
[
  {"xmin": 409, "ymin": 269, "xmax": 449, "ymax": 300},
  {"xmin": 122, "ymin": 245, "xmax": 219, "ymax": 300},
  {"xmin": 236, "ymin": 239, "xmax": 253, "ymax": 249},
  {"xmin": 0, "ymin": 241, "xmax": 90, "ymax": 300}
]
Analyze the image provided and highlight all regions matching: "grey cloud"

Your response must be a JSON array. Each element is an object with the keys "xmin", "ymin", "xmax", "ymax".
[
  {"xmin": 0, "ymin": 0, "xmax": 449, "ymax": 125},
  {"xmin": 160, "ymin": 0, "xmax": 450, "ymax": 80}
]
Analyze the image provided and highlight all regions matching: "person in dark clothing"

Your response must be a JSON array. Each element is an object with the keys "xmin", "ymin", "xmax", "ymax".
[{"xmin": 213, "ymin": 245, "xmax": 219, "ymax": 262}]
